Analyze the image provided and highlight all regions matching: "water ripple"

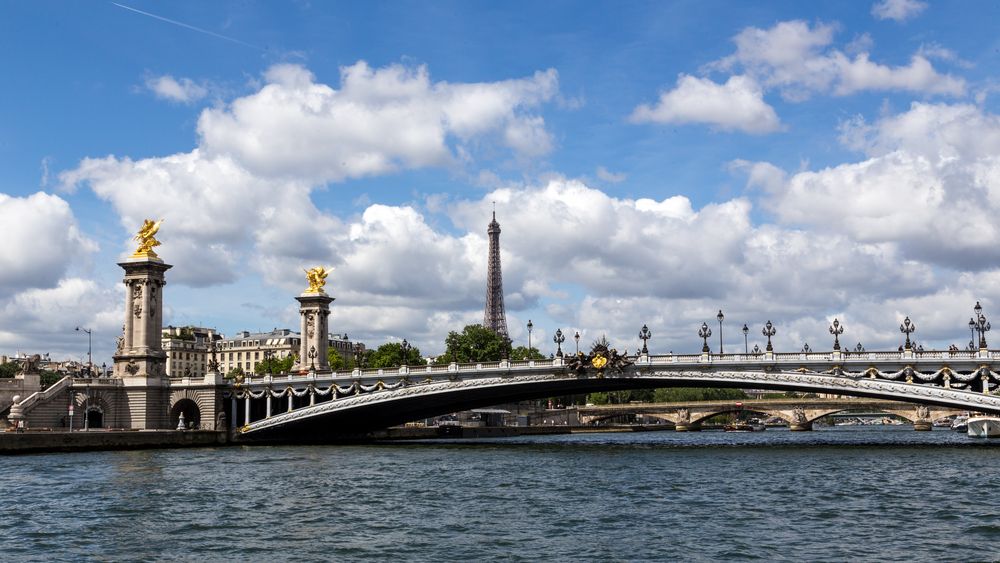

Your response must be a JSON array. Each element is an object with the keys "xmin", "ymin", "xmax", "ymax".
[{"xmin": 1, "ymin": 426, "xmax": 999, "ymax": 560}]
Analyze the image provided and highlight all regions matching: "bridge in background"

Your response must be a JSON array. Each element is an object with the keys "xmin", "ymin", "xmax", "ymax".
[{"xmin": 571, "ymin": 397, "xmax": 962, "ymax": 430}]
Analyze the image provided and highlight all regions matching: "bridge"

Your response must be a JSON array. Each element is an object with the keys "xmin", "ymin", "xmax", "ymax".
[
  {"xmin": 233, "ymin": 347, "xmax": 1000, "ymax": 441},
  {"xmin": 572, "ymin": 398, "xmax": 963, "ymax": 431},
  {"xmin": 8, "ymin": 224, "xmax": 1000, "ymax": 443}
]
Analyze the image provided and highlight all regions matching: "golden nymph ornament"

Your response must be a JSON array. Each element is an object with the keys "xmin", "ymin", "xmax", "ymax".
[
  {"xmin": 131, "ymin": 218, "xmax": 163, "ymax": 259},
  {"xmin": 304, "ymin": 266, "xmax": 330, "ymax": 294}
]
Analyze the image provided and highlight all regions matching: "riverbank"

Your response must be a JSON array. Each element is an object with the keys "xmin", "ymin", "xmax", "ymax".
[
  {"xmin": 0, "ymin": 430, "xmax": 227, "ymax": 454},
  {"xmin": 373, "ymin": 423, "xmax": 676, "ymax": 440}
]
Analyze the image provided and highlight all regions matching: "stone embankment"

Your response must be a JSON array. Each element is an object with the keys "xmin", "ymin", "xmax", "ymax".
[{"xmin": 0, "ymin": 430, "xmax": 227, "ymax": 454}]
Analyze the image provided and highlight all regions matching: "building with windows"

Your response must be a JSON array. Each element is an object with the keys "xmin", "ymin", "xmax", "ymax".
[
  {"xmin": 217, "ymin": 328, "xmax": 361, "ymax": 375},
  {"xmin": 161, "ymin": 325, "xmax": 220, "ymax": 378}
]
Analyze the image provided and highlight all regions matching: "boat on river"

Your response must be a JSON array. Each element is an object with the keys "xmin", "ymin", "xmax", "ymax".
[
  {"xmin": 725, "ymin": 418, "xmax": 765, "ymax": 432},
  {"xmin": 952, "ymin": 414, "xmax": 969, "ymax": 432},
  {"xmin": 967, "ymin": 415, "xmax": 1000, "ymax": 438}
]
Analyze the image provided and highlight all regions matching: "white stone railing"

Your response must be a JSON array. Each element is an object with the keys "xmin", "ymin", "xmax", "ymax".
[{"xmin": 11, "ymin": 375, "xmax": 72, "ymax": 412}]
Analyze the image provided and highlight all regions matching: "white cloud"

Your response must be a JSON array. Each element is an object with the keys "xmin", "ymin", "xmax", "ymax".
[
  {"xmin": 144, "ymin": 74, "xmax": 208, "ymax": 104},
  {"xmin": 198, "ymin": 62, "xmax": 559, "ymax": 182},
  {"xmin": 871, "ymin": 0, "xmax": 928, "ymax": 22},
  {"xmin": 714, "ymin": 20, "xmax": 964, "ymax": 100},
  {"xmin": 0, "ymin": 192, "xmax": 96, "ymax": 295},
  {"xmin": 61, "ymin": 61, "xmax": 562, "ymax": 290},
  {"xmin": 748, "ymin": 102, "xmax": 1000, "ymax": 271},
  {"xmin": 595, "ymin": 166, "xmax": 626, "ymax": 183},
  {"xmin": 630, "ymin": 74, "xmax": 781, "ymax": 134}
]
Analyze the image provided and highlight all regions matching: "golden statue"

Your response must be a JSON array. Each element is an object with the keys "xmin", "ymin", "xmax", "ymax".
[
  {"xmin": 131, "ymin": 218, "xmax": 163, "ymax": 259},
  {"xmin": 303, "ymin": 266, "xmax": 330, "ymax": 294}
]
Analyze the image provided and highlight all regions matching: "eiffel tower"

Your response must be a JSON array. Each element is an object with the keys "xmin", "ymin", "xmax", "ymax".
[{"xmin": 483, "ymin": 210, "xmax": 509, "ymax": 339}]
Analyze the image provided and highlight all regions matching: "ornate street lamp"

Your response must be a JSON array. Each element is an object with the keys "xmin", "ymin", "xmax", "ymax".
[
  {"xmin": 899, "ymin": 316, "xmax": 916, "ymax": 350},
  {"xmin": 75, "ymin": 326, "xmax": 92, "ymax": 376},
  {"xmin": 400, "ymin": 339, "xmax": 411, "ymax": 366},
  {"xmin": 553, "ymin": 328, "xmax": 565, "ymax": 357},
  {"xmin": 974, "ymin": 302, "xmax": 991, "ymax": 349},
  {"xmin": 353, "ymin": 342, "xmax": 366, "ymax": 369},
  {"xmin": 742, "ymin": 324, "xmax": 749, "ymax": 354},
  {"xmin": 802, "ymin": 343, "xmax": 811, "ymax": 353},
  {"xmin": 717, "ymin": 310, "xmax": 725, "ymax": 354},
  {"xmin": 262, "ymin": 349, "xmax": 275, "ymax": 375},
  {"xmin": 829, "ymin": 318, "xmax": 844, "ymax": 351},
  {"xmin": 527, "ymin": 319, "xmax": 534, "ymax": 353},
  {"xmin": 574, "ymin": 331, "xmax": 580, "ymax": 355},
  {"xmin": 762, "ymin": 321, "xmax": 776, "ymax": 352},
  {"xmin": 698, "ymin": 322, "xmax": 712, "ymax": 353},
  {"xmin": 308, "ymin": 345, "xmax": 318, "ymax": 370},
  {"xmin": 638, "ymin": 324, "xmax": 651, "ymax": 355},
  {"xmin": 855, "ymin": 342, "xmax": 865, "ymax": 353},
  {"xmin": 752, "ymin": 344, "xmax": 761, "ymax": 354},
  {"xmin": 969, "ymin": 317, "xmax": 976, "ymax": 347}
]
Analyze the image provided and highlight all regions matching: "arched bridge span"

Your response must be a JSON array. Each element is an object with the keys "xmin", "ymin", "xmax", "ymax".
[{"xmin": 232, "ymin": 350, "xmax": 1000, "ymax": 441}]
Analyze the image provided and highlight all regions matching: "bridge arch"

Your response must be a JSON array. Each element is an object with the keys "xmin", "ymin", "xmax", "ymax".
[
  {"xmin": 237, "ymin": 369, "xmax": 1000, "ymax": 441},
  {"xmin": 170, "ymin": 398, "xmax": 201, "ymax": 429}
]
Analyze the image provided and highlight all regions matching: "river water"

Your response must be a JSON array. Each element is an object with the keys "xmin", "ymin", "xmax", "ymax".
[{"xmin": 1, "ymin": 426, "xmax": 998, "ymax": 561}]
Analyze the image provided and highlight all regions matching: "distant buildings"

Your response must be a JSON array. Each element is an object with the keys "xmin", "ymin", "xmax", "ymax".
[{"xmin": 162, "ymin": 325, "xmax": 220, "ymax": 379}]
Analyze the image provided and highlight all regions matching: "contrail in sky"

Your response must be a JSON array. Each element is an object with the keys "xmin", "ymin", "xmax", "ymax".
[{"xmin": 111, "ymin": 2, "xmax": 264, "ymax": 51}]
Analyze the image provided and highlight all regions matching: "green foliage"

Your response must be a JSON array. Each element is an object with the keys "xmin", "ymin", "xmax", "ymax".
[
  {"xmin": 0, "ymin": 362, "xmax": 18, "ymax": 378},
  {"xmin": 585, "ymin": 389, "xmax": 654, "ymax": 405},
  {"xmin": 511, "ymin": 346, "xmax": 546, "ymax": 361},
  {"xmin": 226, "ymin": 366, "xmax": 245, "ymax": 379},
  {"xmin": 327, "ymin": 349, "xmax": 348, "ymax": 370},
  {"xmin": 441, "ymin": 324, "xmax": 508, "ymax": 363},
  {"xmin": 652, "ymin": 387, "xmax": 748, "ymax": 402},
  {"xmin": 368, "ymin": 342, "xmax": 424, "ymax": 368},
  {"xmin": 254, "ymin": 355, "xmax": 295, "ymax": 375},
  {"xmin": 587, "ymin": 387, "xmax": 746, "ymax": 405},
  {"xmin": 40, "ymin": 370, "xmax": 62, "ymax": 389}
]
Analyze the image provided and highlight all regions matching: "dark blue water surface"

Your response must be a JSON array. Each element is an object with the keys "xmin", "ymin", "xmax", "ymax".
[{"xmin": 2, "ymin": 426, "xmax": 999, "ymax": 561}]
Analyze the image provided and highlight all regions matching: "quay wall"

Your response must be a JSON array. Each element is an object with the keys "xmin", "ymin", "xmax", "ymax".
[{"xmin": 0, "ymin": 430, "xmax": 227, "ymax": 455}]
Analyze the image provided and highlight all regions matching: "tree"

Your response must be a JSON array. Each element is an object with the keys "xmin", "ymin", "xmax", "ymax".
[
  {"xmin": 368, "ymin": 342, "xmax": 424, "ymax": 368},
  {"xmin": 0, "ymin": 362, "xmax": 18, "ymax": 378},
  {"xmin": 226, "ymin": 366, "xmax": 245, "ymax": 379},
  {"xmin": 511, "ymin": 346, "xmax": 545, "ymax": 361},
  {"xmin": 651, "ymin": 387, "xmax": 747, "ymax": 402},
  {"xmin": 254, "ymin": 355, "xmax": 295, "ymax": 375},
  {"xmin": 440, "ymin": 324, "xmax": 508, "ymax": 363},
  {"xmin": 327, "ymin": 349, "xmax": 348, "ymax": 370}
]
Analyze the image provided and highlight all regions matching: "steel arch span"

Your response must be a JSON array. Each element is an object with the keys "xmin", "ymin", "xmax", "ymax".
[{"xmin": 236, "ymin": 368, "xmax": 1000, "ymax": 442}]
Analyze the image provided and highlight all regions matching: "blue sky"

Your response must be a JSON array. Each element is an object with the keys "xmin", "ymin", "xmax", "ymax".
[{"xmin": 3, "ymin": 0, "xmax": 1000, "ymax": 364}]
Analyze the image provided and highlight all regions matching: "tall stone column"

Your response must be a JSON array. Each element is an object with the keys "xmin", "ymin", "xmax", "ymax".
[
  {"xmin": 292, "ymin": 267, "xmax": 335, "ymax": 374},
  {"xmin": 113, "ymin": 228, "xmax": 172, "ymax": 429},
  {"xmin": 293, "ymin": 293, "xmax": 334, "ymax": 373}
]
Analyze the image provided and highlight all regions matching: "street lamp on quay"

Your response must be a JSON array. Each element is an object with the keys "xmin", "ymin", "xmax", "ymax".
[
  {"xmin": 717, "ymin": 310, "xmax": 724, "ymax": 354},
  {"xmin": 574, "ymin": 331, "xmax": 580, "ymax": 355},
  {"xmin": 527, "ymin": 319, "xmax": 533, "ymax": 353},
  {"xmin": 741, "ymin": 324, "xmax": 749, "ymax": 354},
  {"xmin": 553, "ymin": 328, "xmax": 565, "ymax": 357},
  {"xmin": 75, "ymin": 327, "xmax": 92, "ymax": 376}
]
